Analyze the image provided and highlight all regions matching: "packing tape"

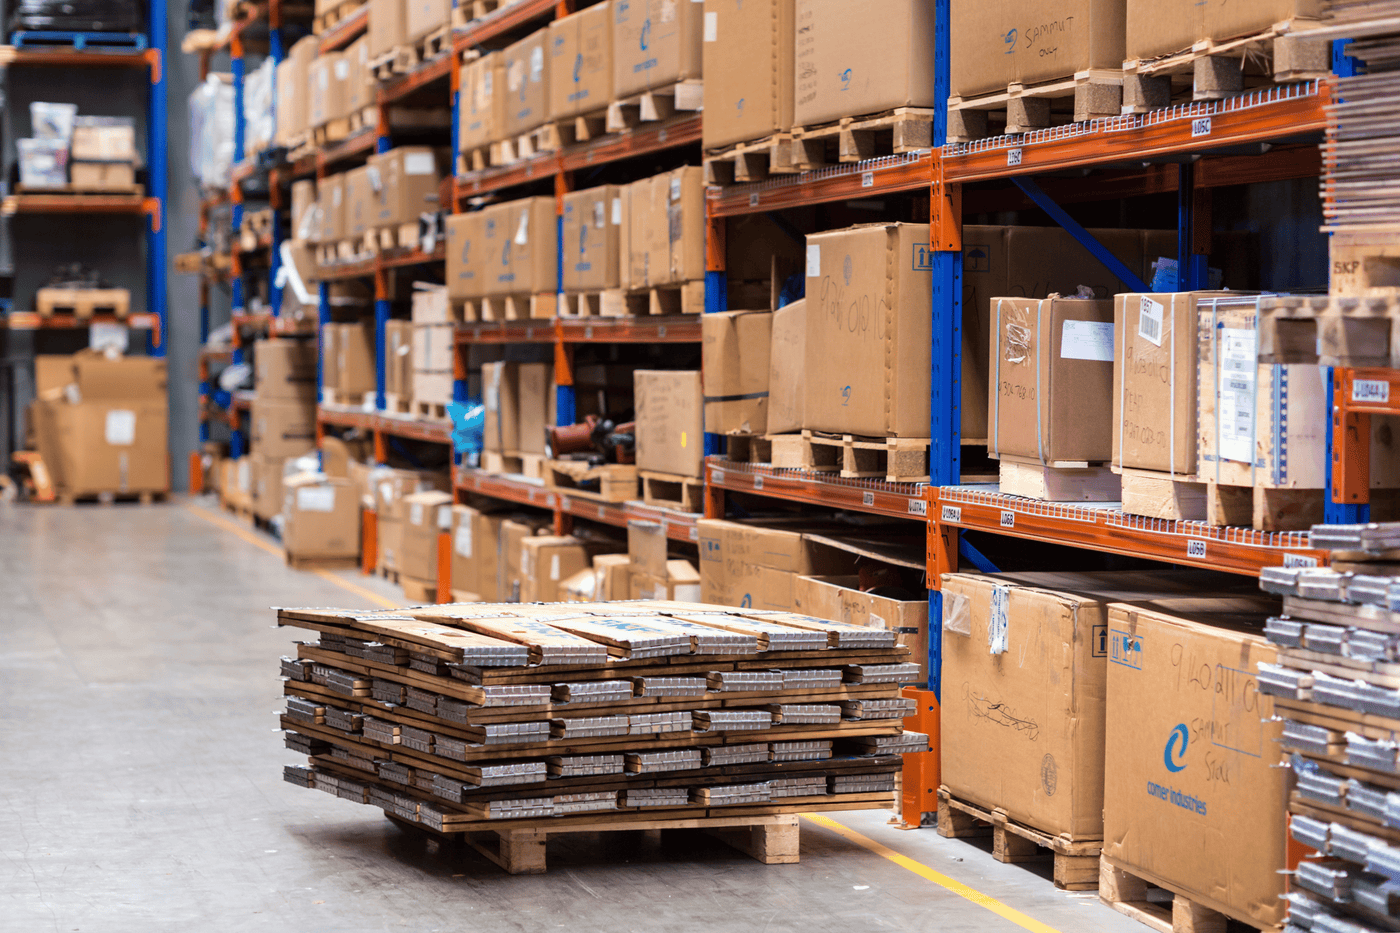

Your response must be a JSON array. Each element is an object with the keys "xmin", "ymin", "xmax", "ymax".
[
  {"xmin": 992, "ymin": 299, "xmax": 1003, "ymax": 459},
  {"xmin": 1035, "ymin": 298, "xmax": 1045, "ymax": 465}
]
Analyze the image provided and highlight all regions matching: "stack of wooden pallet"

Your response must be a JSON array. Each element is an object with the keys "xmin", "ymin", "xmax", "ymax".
[
  {"xmin": 1258, "ymin": 521, "xmax": 1400, "ymax": 932},
  {"xmin": 278, "ymin": 599, "xmax": 928, "ymax": 873}
]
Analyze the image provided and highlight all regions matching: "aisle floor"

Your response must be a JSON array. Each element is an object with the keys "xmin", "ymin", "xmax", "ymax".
[{"xmin": 1, "ymin": 499, "xmax": 1149, "ymax": 933}]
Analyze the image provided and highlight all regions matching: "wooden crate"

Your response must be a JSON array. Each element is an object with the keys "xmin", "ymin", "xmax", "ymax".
[{"xmin": 937, "ymin": 787, "xmax": 1100, "ymax": 891}]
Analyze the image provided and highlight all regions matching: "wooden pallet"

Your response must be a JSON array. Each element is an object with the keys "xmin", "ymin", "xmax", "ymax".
[
  {"xmin": 790, "ymin": 107, "xmax": 936, "ymax": 169},
  {"xmin": 347, "ymin": 105, "xmax": 378, "ymax": 135},
  {"xmin": 223, "ymin": 498, "xmax": 255, "ymax": 523},
  {"xmin": 482, "ymin": 450, "xmax": 546, "ymax": 479},
  {"xmin": 314, "ymin": 0, "xmax": 364, "ymax": 33},
  {"xmin": 316, "ymin": 238, "xmax": 374, "ymax": 267},
  {"xmin": 998, "ymin": 459, "xmax": 1121, "ymax": 502},
  {"xmin": 1259, "ymin": 295, "xmax": 1400, "ymax": 367},
  {"xmin": 287, "ymin": 554, "xmax": 361, "ymax": 572},
  {"xmin": 35, "ymin": 286, "xmax": 130, "ymax": 319},
  {"xmin": 724, "ymin": 434, "xmax": 773, "ymax": 465},
  {"xmin": 14, "ymin": 182, "xmax": 145, "ymax": 196},
  {"xmin": 1121, "ymin": 20, "xmax": 1330, "ymax": 113},
  {"xmin": 389, "ymin": 811, "xmax": 799, "ymax": 875},
  {"xmin": 412, "ymin": 399, "xmax": 449, "ymax": 421},
  {"xmin": 382, "ymin": 391, "xmax": 413, "ymax": 415},
  {"xmin": 547, "ymin": 108, "xmax": 610, "ymax": 149},
  {"xmin": 369, "ymin": 46, "xmax": 417, "ymax": 81},
  {"xmin": 947, "ymin": 76, "xmax": 1121, "ymax": 142},
  {"xmin": 491, "ymin": 123, "xmax": 563, "ymax": 165},
  {"xmin": 559, "ymin": 291, "xmax": 607, "ymax": 317},
  {"xmin": 475, "ymin": 292, "xmax": 559, "ymax": 322},
  {"xmin": 704, "ymin": 134, "xmax": 796, "ymax": 186},
  {"xmin": 401, "ymin": 576, "xmax": 437, "ymax": 604},
  {"xmin": 936, "ymin": 788, "xmax": 1100, "ymax": 891},
  {"xmin": 1327, "ymin": 228, "xmax": 1400, "ymax": 299},
  {"xmin": 312, "ymin": 116, "xmax": 353, "ymax": 147},
  {"xmin": 606, "ymin": 80, "xmax": 704, "ymax": 134},
  {"xmin": 608, "ymin": 281, "xmax": 706, "ymax": 317},
  {"xmin": 320, "ymin": 388, "xmax": 373, "ymax": 410},
  {"xmin": 361, "ymin": 222, "xmax": 421, "ymax": 255},
  {"xmin": 769, "ymin": 431, "xmax": 930, "ymax": 483},
  {"xmin": 639, "ymin": 470, "xmax": 704, "ymax": 513},
  {"xmin": 456, "ymin": 145, "xmax": 492, "ymax": 175},
  {"xmin": 50, "ymin": 489, "xmax": 166, "ymax": 506},
  {"xmin": 1099, "ymin": 856, "xmax": 1268, "ymax": 933},
  {"xmin": 460, "ymin": 0, "xmax": 512, "ymax": 21},
  {"xmin": 543, "ymin": 460, "xmax": 638, "ymax": 503}
]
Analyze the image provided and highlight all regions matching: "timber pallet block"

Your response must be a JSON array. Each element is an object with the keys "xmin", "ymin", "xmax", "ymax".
[
  {"xmin": 769, "ymin": 431, "xmax": 930, "ymax": 483},
  {"xmin": 936, "ymin": 788, "xmax": 1100, "ymax": 891},
  {"xmin": 370, "ymin": 45, "xmax": 420, "ymax": 81},
  {"xmin": 35, "ymin": 285, "xmax": 130, "ymax": 319},
  {"xmin": 382, "ymin": 391, "xmax": 413, "ymax": 415},
  {"xmin": 998, "ymin": 459, "xmax": 1121, "ymax": 502},
  {"xmin": 1203, "ymin": 482, "xmax": 1325, "ymax": 532},
  {"xmin": 1326, "ymin": 228, "xmax": 1400, "ymax": 299},
  {"xmin": 548, "ymin": 108, "xmax": 610, "ymax": 149},
  {"xmin": 724, "ymin": 434, "xmax": 773, "ymax": 466},
  {"xmin": 287, "ymin": 554, "xmax": 361, "ymax": 572},
  {"xmin": 560, "ymin": 290, "xmax": 611, "ymax": 317},
  {"xmin": 491, "ymin": 124, "xmax": 563, "ymax": 165},
  {"xmin": 390, "ymin": 812, "xmax": 800, "ymax": 874},
  {"xmin": 1114, "ymin": 466, "xmax": 1208, "ymax": 521},
  {"xmin": 412, "ymin": 399, "xmax": 450, "ymax": 421},
  {"xmin": 401, "ymin": 576, "xmax": 436, "ymax": 604},
  {"xmin": 947, "ymin": 76, "xmax": 1120, "ymax": 142},
  {"xmin": 320, "ymin": 388, "xmax": 373, "ymax": 410},
  {"xmin": 611, "ymin": 281, "xmax": 706, "ymax": 317},
  {"xmin": 313, "ymin": 0, "xmax": 364, "ymax": 32},
  {"xmin": 223, "ymin": 498, "xmax": 255, "ymax": 523},
  {"xmin": 1120, "ymin": 19, "xmax": 1330, "ymax": 113},
  {"xmin": 456, "ymin": 145, "xmax": 492, "ymax": 175},
  {"xmin": 790, "ymin": 107, "xmax": 936, "ymax": 167},
  {"xmin": 704, "ymin": 133, "xmax": 797, "ymax": 186},
  {"xmin": 606, "ymin": 80, "xmax": 704, "ymax": 133},
  {"xmin": 51, "ymin": 489, "xmax": 166, "ymax": 506},
  {"xmin": 543, "ymin": 460, "xmax": 638, "ymax": 503},
  {"xmin": 1259, "ymin": 295, "xmax": 1400, "ymax": 367},
  {"xmin": 348, "ymin": 105, "xmax": 378, "ymax": 135},
  {"xmin": 1099, "ymin": 856, "xmax": 1249, "ymax": 933},
  {"xmin": 461, "ymin": 0, "xmax": 511, "ymax": 21},
  {"xmin": 639, "ymin": 470, "xmax": 704, "ymax": 513},
  {"xmin": 482, "ymin": 450, "xmax": 546, "ymax": 479},
  {"xmin": 312, "ymin": 117, "xmax": 354, "ymax": 147},
  {"xmin": 477, "ymin": 291, "xmax": 558, "ymax": 322}
]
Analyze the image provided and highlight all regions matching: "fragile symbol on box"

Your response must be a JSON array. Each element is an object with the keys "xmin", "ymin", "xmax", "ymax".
[
  {"xmin": 1191, "ymin": 117, "xmax": 1211, "ymax": 138},
  {"xmin": 1353, "ymin": 379, "xmax": 1390, "ymax": 403},
  {"xmin": 941, "ymin": 505, "xmax": 961, "ymax": 523},
  {"xmin": 911, "ymin": 245, "xmax": 934, "ymax": 271},
  {"xmin": 1109, "ymin": 628, "xmax": 1143, "ymax": 669},
  {"xmin": 999, "ymin": 510, "xmax": 1015, "ymax": 528}
]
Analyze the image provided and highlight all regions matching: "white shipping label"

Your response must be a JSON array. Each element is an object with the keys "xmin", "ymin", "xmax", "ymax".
[
  {"xmin": 661, "ymin": 0, "xmax": 677, "ymax": 23},
  {"xmin": 297, "ymin": 486, "xmax": 335, "ymax": 513},
  {"xmin": 410, "ymin": 502, "xmax": 424, "ymax": 526},
  {"xmin": 1217, "ymin": 326, "xmax": 1258, "ymax": 464},
  {"xmin": 366, "ymin": 165, "xmax": 383, "ymax": 192},
  {"xmin": 104, "ymin": 409, "xmax": 136, "ymax": 445},
  {"xmin": 988, "ymin": 585, "xmax": 1009, "ymax": 655},
  {"xmin": 550, "ymin": 555, "xmax": 561, "ymax": 581},
  {"xmin": 454, "ymin": 523, "xmax": 473, "ymax": 558},
  {"xmin": 436, "ymin": 506, "xmax": 452, "ymax": 530},
  {"xmin": 334, "ymin": 60, "xmax": 348, "ymax": 79},
  {"xmin": 806, "ymin": 244, "xmax": 821, "ymax": 277},
  {"xmin": 530, "ymin": 46, "xmax": 544, "ymax": 81},
  {"xmin": 318, "ymin": 69, "xmax": 328, "ymax": 89},
  {"xmin": 403, "ymin": 152, "xmax": 435, "ymax": 175},
  {"xmin": 670, "ymin": 177, "xmax": 681, "ymax": 202},
  {"xmin": 1138, "ymin": 296, "xmax": 1164, "ymax": 347},
  {"xmin": 239, "ymin": 459, "xmax": 251, "ymax": 491},
  {"xmin": 515, "ymin": 211, "xmax": 530, "ymax": 245},
  {"xmin": 703, "ymin": 10, "xmax": 717, "ymax": 41},
  {"xmin": 611, "ymin": 197, "xmax": 622, "ymax": 225},
  {"xmin": 1060, "ymin": 320, "xmax": 1114, "ymax": 361},
  {"xmin": 593, "ymin": 201, "xmax": 605, "ymax": 228}
]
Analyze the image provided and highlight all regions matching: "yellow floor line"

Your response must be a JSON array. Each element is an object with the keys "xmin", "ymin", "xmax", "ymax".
[
  {"xmin": 184, "ymin": 502, "xmax": 397, "ymax": 609},
  {"xmin": 800, "ymin": 814, "xmax": 1066, "ymax": 933}
]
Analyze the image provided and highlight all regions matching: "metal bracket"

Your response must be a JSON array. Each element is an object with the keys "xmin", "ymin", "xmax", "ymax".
[{"xmin": 1011, "ymin": 176, "xmax": 1151, "ymax": 293}]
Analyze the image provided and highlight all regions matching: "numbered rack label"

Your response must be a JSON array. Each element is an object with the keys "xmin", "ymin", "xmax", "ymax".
[
  {"xmin": 1283, "ymin": 553, "xmax": 1319, "ymax": 569},
  {"xmin": 1192, "ymin": 117, "xmax": 1212, "ymax": 138},
  {"xmin": 1000, "ymin": 510, "xmax": 1015, "ymax": 528},
  {"xmin": 940, "ymin": 505, "xmax": 961, "ymax": 523},
  {"xmin": 908, "ymin": 499, "xmax": 928, "ymax": 517},
  {"xmin": 1353, "ymin": 379, "xmax": 1391, "ymax": 404},
  {"xmin": 862, "ymin": 491, "xmax": 875, "ymax": 507},
  {"xmin": 1186, "ymin": 539, "xmax": 1208, "ymax": 559}
]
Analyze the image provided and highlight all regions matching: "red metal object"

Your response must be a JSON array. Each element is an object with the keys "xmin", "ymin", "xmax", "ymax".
[
  {"xmin": 705, "ymin": 460, "xmax": 929, "ymax": 523},
  {"xmin": 709, "ymin": 152, "xmax": 932, "ymax": 217},
  {"xmin": 188, "ymin": 450, "xmax": 205, "ymax": 494},
  {"xmin": 898, "ymin": 687, "xmax": 940, "ymax": 829},
  {"xmin": 1333, "ymin": 368, "xmax": 1379, "ymax": 506},
  {"xmin": 319, "ymin": 4, "xmax": 367, "ymax": 52},
  {"xmin": 362, "ymin": 507, "xmax": 378, "ymax": 575},
  {"xmin": 436, "ymin": 531, "xmax": 452, "ymax": 603}
]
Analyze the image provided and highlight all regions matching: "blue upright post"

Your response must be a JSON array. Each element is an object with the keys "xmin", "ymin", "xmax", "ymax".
[
  {"xmin": 375, "ymin": 298, "xmax": 389, "ymax": 411},
  {"xmin": 1176, "ymin": 162, "xmax": 1208, "ymax": 290},
  {"xmin": 317, "ymin": 281, "xmax": 331, "ymax": 402},
  {"xmin": 269, "ymin": 212, "xmax": 284, "ymax": 318},
  {"xmin": 146, "ymin": 0, "xmax": 167, "ymax": 358},
  {"xmin": 232, "ymin": 54, "xmax": 245, "ymax": 164}
]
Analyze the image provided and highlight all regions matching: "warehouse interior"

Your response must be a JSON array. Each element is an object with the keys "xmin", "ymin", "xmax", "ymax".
[{"xmin": 5, "ymin": 0, "xmax": 1400, "ymax": 930}]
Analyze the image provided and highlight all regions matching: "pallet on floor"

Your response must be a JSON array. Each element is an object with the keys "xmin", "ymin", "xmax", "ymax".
[
  {"xmin": 607, "ymin": 281, "xmax": 705, "ymax": 317},
  {"xmin": 222, "ymin": 498, "xmax": 255, "ymax": 522},
  {"xmin": 1099, "ymin": 856, "xmax": 1263, "ymax": 933},
  {"xmin": 768, "ymin": 431, "xmax": 930, "ymax": 483},
  {"xmin": 482, "ymin": 450, "xmax": 546, "ymax": 479},
  {"xmin": 790, "ymin": 107, "xmax": 936, "ymax": 169},
  {"xmin": 391, "ymin": 811, "xmax": 800, "ymax": 875},
  {"xmin": 543, "ymin": 460, "xmax": 638, "ymax": 503},
  {"xmin": 287, "ymin": 553, "xmax": 361, "ymax": 572},
  {"xmin": 998, "ymin": 459, "xmax": 1121, "ymax": 502},
  {"xmin": 703, "ymin": 133, "xmax": 796, "ymax": 186},
  {"xmin": 1121, "ymin": 21, "xmax": 1330, "ymax": 113},
  {"xmin": 313, "ymin": 0, "xmax": 364, "ymax": 33},
  {"xmin": 936, "ymin": 788, "xmax": 1100, "ymax": 891},
  {"xmin": 723, "ymin": 434, "xmax": 773, "ymax": 465},
  {"xmin": 606, "ymin": 80, "xmax": 704, "ymax": 133},
  {"xmin": 401, "ymin": 576, "xmax": 437, "ymax": 604},
  {"xmin": 35, "ymin": 285, "xmax": 130, "ymax": 319},
  {"xmin": 48, "ymin": 489, "xmax": 166, "ymax": 506},
  {"xmin": 639, "ymin": 470, "xmax": 704, "ymax": 513},
  {"xmin": 947, "ymin": 75, "xmax": 1121, "ymax": 142}
]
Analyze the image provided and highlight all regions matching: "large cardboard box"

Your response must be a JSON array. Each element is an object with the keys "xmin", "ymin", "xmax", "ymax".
[
  {"xmin": 795, "ymin": 575, "xmax": 928, "ymax": 682},
  {"xmin": 445, "ymin": 210, "xmax": 485, "ymax": 300},
  {"xmin": 702, "ymin": 309, "xmax": 772, "ymax": 435},
  {"xmin": 628, "ymin": 519, "xmax": 669, "ymax": 578},
  {"xmin": 702, "ymin": 0, "xmax": 795, "ymax": 149},
  {"xmin": 988, "ymin": 297, "xmax": 1115, "ymax": 464},
  {"xmin": 255, "ymin": 340, "xmax": 318, "ymax": 402},
  {"xmin": 1103, "ymin": 599, "xmax": 1286, "ymax": 928},
  {"xmin": 335, "ymin": 321, "xmax": 377, "ymax": 400},
  {"xmin": 521, "ymin": 536, "xmax": 597, "ymax": 602},
  {"xmin": 549, "ymin": 2, "xmax": 613, "ymax": 120},
  {"xmin": 635, "ymin": 370, "xmax": 703, "ymax": 477},
  {"xmin": 32, "ymin": 398, "xmax": 169, "ymax": 496},
  {"xmin": 367, "ymin": 147, "xmax": 443, "ymax": 229},
  {"xmin": 251, "ymin": 398, "xmax": 317, "ymax": 458},
  {"xmin": 385, "ymin": 319, "xmax": 414, "ymax": 399},
  {"xmin": 562, "ymin": 185, "xmax": 622, "ymax": 291},
  {"xmin": 951, "ymin": 0, "xmax": 1126, "ymax": 100},
  {"xmin": 480, "ymin": 198, "xmax": 557, "ymax": 296},
  {"xmin": 962, "ymin": 225, "xmax": 1176, "ymax": 442},
  {"xmin": 459, "ymin": 53, "xmax": 504, "ymax": 155},
  {"xmin": 318, "ymin": 173, "xmax": 345, "ymax": 243},
  {"xmin": 413, "ymin": 323, "xmax": 454, "ymax": 374},
  {"xmin": 482, "ymin": 361, "xmax": 520, "ymax": 453},
  {"xmin": 939, "ymin": 571, "xmax": 1261, "ymax": 844},
  {"xmin": 343, "ymin": 165, "xmax": 373, "ymax": 239},
  {"xmin": 368, "ymin": 0, "xmax": 406, "ymax": 58},
  {"xmin": 401, "ymin": 489, "xmax": 454, "ymax": 583},
  {"xmin": 768, "ymin": 298, "xmax": 806, "ymax": 434},
  {"xmin": 613, "ymin": 0, "xmax": 703, "ymax": 98},
  {"xmin": 697, "ymin": 518, "xmax": 856, "ymax": 610},
  {"xmin": 803, "ymin": 223, "xmax": 931, "ymax": 437},
  {"xmin": 449, "ymin": 504, "xmax": 496, "ymax": 597},
  {"xmin": 275, "ymin": 35, "xmax": 319, "ymax": 145},
  {"xmin": 283, "ymin": 474, "xmax": 361, "ymax": 560},
  {"xmin": 404, "ymin": 0, "xmax": 450, "ymax": 43},
  {"xmin": 251, "ymin": 453, "xmax": 287, "ymax": 521},
  {"xmin": 632, "ymin": 560, "xmax": 702, "ymax": 601},
  {"xmin": 345, "ymin": 36, "xmax": 372, "ymax": 114},
  {"xmin": 290, "ymin": 179, "xmax": 317, "ymax": 243},
  {"xmin": 793, "ymin": 0, "xmax": 937, "ymax": 126},
  {"xmin": 624, "ymin": 168, "xmax": 705, "ymax": 288},
  {"xmin": 1127, "ymin": 0, "xmax": 1318, "ymax": 63},
  {"xmin": 308, "ymin": 52, "xmax": 350, "ymax": 128},
  {"xmin": 594, "ymin": 552, "xmax": 633, "ymax": 600},
  {"xmin": 474, "ymin": 510, "xmax": 512, "ymax": 600},
  {"xmin": 516, "ymin": 361, "xmax": 551, "ymax": 456},
  {"xmin": 501, "ymin": 516, "xmax": 552, "ymax": 601},
  {"xmin": 412, "ymin": 284, "xmax": 450, "ymax": 324},
  {"xmin": 74, "ymin": 354, "xmax": 166, "ymax": 399},
  {"xmin": 502, "ymin": 30, "xmax": 550, "ymax": 137}
]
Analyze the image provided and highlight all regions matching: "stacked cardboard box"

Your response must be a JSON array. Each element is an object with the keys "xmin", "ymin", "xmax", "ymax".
[
  {"xmin": 481, "ymin": 361, "xmax": 553, "ymax": 463},
  {"xmin": 321, "ymin": 321, "xmax": 376, "ymax": 406},
  {"xmin": 411, "ymin": 285, "xmax": 453, "ymax": 411},
  {"xmin": 702, "ymin": 309, "xmax": 772, "ymax": 436},
  {"xmin": 634, "ymin": 370, "xmax": 703, "ymax": 482},
  {"xmin": 366, "ymin": 147, "xmax": 444, "ymax": 241},
  {"xmin": 309, "ymin": 51, "xmax": 352, "ymax": 132},
  {"xmin": 384, "ymin": 319, "xmax": 414, "ymax": 405},
  {"xmin": 372, "ymin": 467, "xmax": 452, "ymax": 577},
  {"xmin": 627, "ymin": 521, "xmax": 701, "ymax": 602},
  {"xmin": 400, "ymin": 489, "xmax": 455, "ymax": 598},
  {"xmin": 622, "ymin": 167, "xmax": 705, "ymax": 293},
  {"xmin": 278, "ymin": 600, "xmax": 928, "ymax": 845},
  {"xmin": 549, "ymin": 2, "xmax": 613, "ymax": 120},
  {"xmin": 276, "ymin": 36, "xmax": 320, "ymax": 147},
  {"xmin": 702, "ymin": 0, "xmax": 795, "ymax": 150},
  {"xmin": 250, "ymin": 340, "xmax": 320, "ymax": 521},
  {"xmin": 284, "ymin": 473, "xmax": 362, "ymax": 564},
  {"xmin": 561, "ymin": 185, "xmax": 623, "ymax": 297},
  {"xmin": 69, "ymin": 117, "xmax": 139, "ymax": 191},
  {"xmin": 457, "ymin": 52, "xmax": 503, "ymax": 166}
]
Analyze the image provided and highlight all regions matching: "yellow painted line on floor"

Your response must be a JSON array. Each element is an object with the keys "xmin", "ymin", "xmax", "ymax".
[
  {"xmin": 800, "ymin": 813, "xmax": 1065, "ymax": 933},
  {"xmin": 184, "ymin": 502, "xmax": 397, "ymax": 609}
]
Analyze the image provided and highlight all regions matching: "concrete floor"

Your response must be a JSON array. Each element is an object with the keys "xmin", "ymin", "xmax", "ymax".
[{"xmin": 0, "ymin": 499, "xmax": 1150, "ymax": 933}]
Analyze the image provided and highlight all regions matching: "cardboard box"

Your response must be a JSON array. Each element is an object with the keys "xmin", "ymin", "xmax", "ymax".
[
  {"xmin": 521, "ymin": 536, "xmax": 595, "ymax": 602},
  {"xmin": 367, "ymin": 147, "xmax": 442, "ymax": 228},
  {"xmin": 1127, "ymin": 0, "xmax": 1318, "ymax": 63},
  {"xmin": 251, "ymin": 398, "xmax": 317, "ymax": 459},
  {"xmin": 283, "ymin": 474, "xmax": 361, "ymax": 560},
  {"xmin": 320, "ymin": 324, "xmax": 341, "ymax": 397},
  {"xmin": 517, "ymin": 362, "xmax": 551, "ymax": 456},
  {"xmin": 385, "ymin": 320, "xmax": 414, "ymax": 399},
  {"xmin": 794, "ymin": 575, "xmax": 928, "ymax": 682},
  {"xmin": 951, "ymin": 0, "xmax": 1126, "ymax": 100},
  {"xmin": 413, "ymin": 372, "xmax": 454, "ymax": 405},
  {"xmin": 939, "ymin": 571, "xmax": 1262, "ymax": 844},
  {"xmin": 343, "ymin": 166, "xmax": 373, "ymax": 239},
  {"xmin": 703, "ymin": 309, "xmax": 772, "ymax": 435},
  {"xmin": 482, "ymin": 361, "xmax": 520, "ymax": 453},
  {"xmin": 290, "ymin": 179, "xmax": 317, "ymax": 243},
  {"xmin": 631, "ymin": 559, "xmax": 702, "ymax": 601},
  {"xmin": 550, "ymin": 2, "xmax": 613, "ymax": 119},
  {"xmin": 962, "ymin": 225, "xmax": 1177, "ymax": 442},
  {"xmin": 804, "ymin": 223, "xmax": 931, "ymax": 436},
  {"xmin": 70, "ymin": 162, "xmax": 135, "ymax": 190},
  {"xmin": 336, "ymin": 321, "xmax": 377, "ymax": 400},
  {"xmin": 635, "ymin": 370, "xmax": 703, "ymax": 477},
  {"xmin": 368, "ymin": 0, "xmax": 406, "ymax": 58},
  {"xmin": 502, "ymin": 516, "xmax": 551, "ymax": 601},
  {"xmin": 768, "ymin": 298, "xmax": 806, "ymax": 434},
  {"xmin": 793, "ymin": 0, "xmax": 937, "ymax": 126},
  {"xmin": 562, "ymin": 566, "xmax": 601, "ymax": 601},
  {"xmin": 473, "ymin": 510, "xmax": 511, "ymax": 601},
  {"xmin": 345, "ymin": 36, "xmax": 372, "ymax": 114},
  {"xmin": 988, "ymin": 297, "xmax": 1115, "ymax": 464},
  {"xmin": 702, "ymin": 0, "xmax": 795, "ymax": 149},
  {"xmin": 318, "ymin": 173, "xmax": 345, "ymax": 243},
  {"xmin": 628, "ymin": 519, "xmax": 669, "ymax": 578},
  {"xmin": 502, "ymin": 30, "xmax": 550, "ymax": 137},
  {"xmin": 562, "ymin": 185, "xmax": 622, "ymax": 291},
  {"xmin": 413, "ymin": 323, "xmax": 454, "ymax": 373},
  {"xmin": 594, "ymin": 552, "xmax": 633, "ymax": 600},
  {"xmin": 459, "ymin": 53, "xmax": 504, "ymax": 157},
  {"xmin": 401, "ymin": 490, "xmax": 454, "ymax": 583},
  {"xmin": 613, "ymin": 0, "xmax": 703, "ymax": 98},
  {"xmin": 697, "ymin": 518, "xmax": 856, "ymax": 609},
  {"xmin": 411, "ymin": 284, "xmax": 450, "ymax": 324},
  {"xmin": 71, "ymin": 118, "xmax": 136, "ymax": 161},
  {"xmin": 73, "ymin": 354, "xmax": 166, "ymax": 399},
  {"xmin": 255, "ymin": 340, "xmax": 318, "ymax": 402},
  {"xmin": 449, "ymin": 504, "xmax": 490, "ymax": 597},
  {"xmin": 275, "ymin": 36, "xmax": 318, "ymax": 145},
  {"xmin": 481, "ymin": 198, "xmax": 557, "ymax": 296},
  {"xmin": 445, "ymin": 210, "xmax": 485, "ymax": 300},
  {"xmin": 372, "ymin": 466, "xmax": 451, "ymax": 522},
  {"xmin": 624, "ymin": 168, "xmax": 705, "ymax": 288},
  {"xmin": 1103, "ymin": 599, "xmax": 1285, "ymax": 928},
  {"xmin": 32, "ymin": 398, "xmax": 169, "ymax": 496},
  {"xmin": 308, "ymin": 52, "xmax": 350, "ymax": 128},
  {"xmin": 404, "ymin": 0, "xmax": 450, "ymax": 43},
  {"xmin": 251, "ymin": 453, "xmax": 287, "ymax": 521}
]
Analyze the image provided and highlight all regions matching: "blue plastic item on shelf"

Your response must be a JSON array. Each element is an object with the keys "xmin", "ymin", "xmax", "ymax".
[
  {"xmin": 10, "ymin": 30, "xmax": 148, "ymax": 51},
  {"xmin": 447, "ymin": 401, "xmax": 484, "ymax": 461}
]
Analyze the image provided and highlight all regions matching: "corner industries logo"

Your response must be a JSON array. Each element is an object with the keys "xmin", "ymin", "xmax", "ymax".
[
  {"xmin": 1163, "ymin": 723, "xmax": 1188, "ymax": 773},
  {"xmin": 1146, "ymin": 723, "xmax": 1207, "ymax": 816}
]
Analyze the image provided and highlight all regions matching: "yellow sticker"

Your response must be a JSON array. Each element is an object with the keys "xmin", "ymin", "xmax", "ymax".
[{"xmin": 681, "ymin": 431, "xmax": 688, "ymax": 448}]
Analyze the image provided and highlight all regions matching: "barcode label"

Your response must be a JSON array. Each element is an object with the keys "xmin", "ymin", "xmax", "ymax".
[
  {"xmin": 1007, "ymin": 148, "xmax": 1023, "ymax": 166},
  {"xmin": 1192, "ymin": 117, "xmax": 1211, "ymax": 138},
  {"xmin": 1186, "ymin": 540, "xmax": 1208, "ymax": 559},
  {"xmin": 908, "ymin": 499, "xmax": 928, "ymax": 517},
  {"xmin": 1353, "ymin": 379, "xmax": 1390, "ymax": 403},
  {"xmin": 862, "ymin": 491, "xmax": 875, "ymax": 506},
  {"xmin": 941, "ymin": 505, "xmax": 961, "ymax": 523},
  {"xmin": 1138, "ymin": 296, "xmax": 1164, "ymax": 347},
  {"xmin": 658, "ymin": 326, "xmax": 667, "ymax": 338},
  {"xmin": 713, "ymin": 469, "xmax": 725, "ymax": 484},
  {"xmin": 1000, "ymin": 510, "xmax": 1015, "ymax": 528}
]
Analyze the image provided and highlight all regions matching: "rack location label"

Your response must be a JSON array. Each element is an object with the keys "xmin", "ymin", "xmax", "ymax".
[
  {"xmin": 1007, "ymin": 148, "xmax": 1023, "ymax": 166},
  {"xmin": 940, "ymin": 505, "xmax": 961, "ymax": 523},
  {"xmin": 1186, "ymin": 540, "xmax": 1208, "ymax": 559},
  {"xmin": 1353, "ymin": 379, "xmax": 1390, "ymax": 403},
  {"xmin": 1191, "ymin": 117, "xmax": 1211, "ymax": 138},
  {"xmin": 908, "ymin": 499, "xmax": 927, "ymax": 516},
  {"xmin": 862, "ymin": 491, "xmax": 875, "ymax": 506},
  {"xmin": 1000, "ymin": 510, "xmax": 1015, "ymax": 528}
]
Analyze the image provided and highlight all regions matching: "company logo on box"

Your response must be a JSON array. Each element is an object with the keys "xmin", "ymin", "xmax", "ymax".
[
  {"xmin": 1108, "ymin": 628, "xmax": 1142, "ymax": 669},
  {"xmin": 1163, "ymin": 723, "xmax": 1188, "ymax": 773}
]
